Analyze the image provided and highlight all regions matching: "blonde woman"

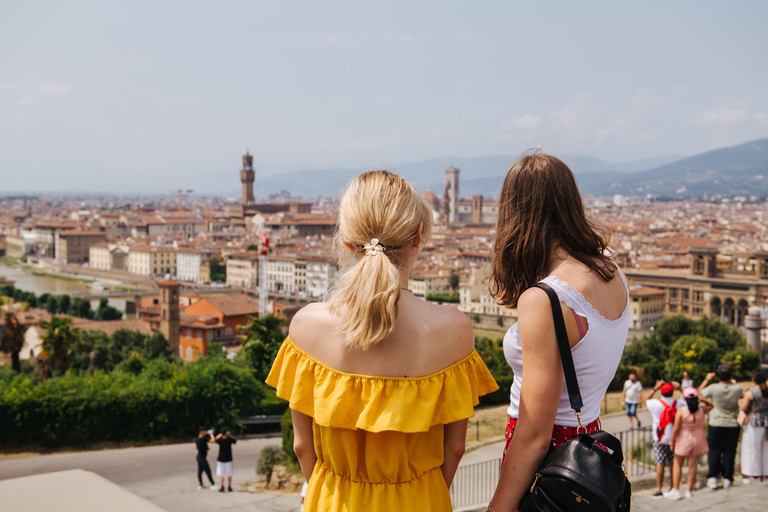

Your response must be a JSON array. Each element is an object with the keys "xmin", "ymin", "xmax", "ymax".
[{"xmin": 266, "ymin": 171, "xmax": 498, "ymax": 512}]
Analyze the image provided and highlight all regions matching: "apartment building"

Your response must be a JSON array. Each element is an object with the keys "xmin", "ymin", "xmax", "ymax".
[
  {"xmin": 305, "ymin": 256, "xmax": 338, "ymax": 298},
  {"xmin": 55, "ymin": 230, "xmax": 107, "ymax": 264},
  {"xmin": 127, "ymin": 245, "xmax": 177, "ymax": 277},
  {"xmin": 176, "ymin": 249, "xmax": 214, "ymax": 284},
  {"xmin": 629, "ymin": 286, "xmax": 666, "ymax": 329},
  {"xmin": 226, "ymin": 251, "xmax": 260, "ymax": 289}
]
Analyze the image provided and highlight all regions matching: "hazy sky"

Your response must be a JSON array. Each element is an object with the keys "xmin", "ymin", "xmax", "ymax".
[{"xmin": 2, "ymin": 0, "xmax": 767, "ymax": 193}]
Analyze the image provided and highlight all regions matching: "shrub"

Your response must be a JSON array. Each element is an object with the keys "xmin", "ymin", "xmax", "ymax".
[
  {"xmin": 0, "ymin": 357, "xmax": 264, "ymax": 448},
  {"xmin": 663, "ymin": 335, "xmax": 720, "ymax": 384},
  {"xmin": 479, "ymin": 375, "xmax": 514, "ymax": 406},
  {"xmin": 281, "ymin": 408, "xmax": 296, "ymax": 462},
  {"xmin": 721, "ymin": 348, "xmax": 761, "ymax": 382},
  {"xmin": 256, "ymin": 445, "xmax": 285, "ymax": 485}
]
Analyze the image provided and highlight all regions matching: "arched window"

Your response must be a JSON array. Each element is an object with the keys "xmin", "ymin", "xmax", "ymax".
[
  {"xmin": 185, "ymin": 347, "xmax": 192, "ymax": 361},
  {"xmin": 225, "ymin": 327, "xmax": 233, "ymax": 336}
]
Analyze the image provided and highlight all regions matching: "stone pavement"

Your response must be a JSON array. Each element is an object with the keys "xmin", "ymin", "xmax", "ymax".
[{"xmin": 631, "ymin": 480, "xmax": 768, "ymax": 511}]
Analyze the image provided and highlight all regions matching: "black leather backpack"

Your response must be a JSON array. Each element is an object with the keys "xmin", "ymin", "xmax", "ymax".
[{"xmin": 520, "ymin": 283, "xmax": 631, "ymax": 512}]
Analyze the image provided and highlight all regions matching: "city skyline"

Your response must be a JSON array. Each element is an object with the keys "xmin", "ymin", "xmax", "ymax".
[{"xmin": 2, "ymin": 1, "xmax": 767, "ymax": 193}]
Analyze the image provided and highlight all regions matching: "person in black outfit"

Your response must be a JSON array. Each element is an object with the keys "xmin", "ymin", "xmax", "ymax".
[
  {"xmin": 194, "ymin": 427, "xmax": 215, "ymax": 489},
  {"xmin": 215, "ymin": 429, "xmax": 237, "ymax": 492}
]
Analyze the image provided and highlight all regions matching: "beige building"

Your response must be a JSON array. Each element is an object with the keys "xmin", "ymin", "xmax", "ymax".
[
  {"xmin": 629, "ymin": 286, "xmax": 666, "ymax": 329},
  {"xmin": 55, "ymin": 231, "xmax": 107, "ymax": 264},
  {"xmin": 89, "ymin": 243, "xmax": 111, "ymax": 270},
  {"xmin": 226, "ymin": 251, "xmax": 260, "ymax": 289},
  {"xmin": 409, "ymin": 272, "xmax": 452, "ymax": 299},
  {"xmin": 127, "ymin": 246, "xmax": 177, "ymax": 277},
  {"xmin": 625, "ymin": 248, "xmax": 768, "ymax": 328}
]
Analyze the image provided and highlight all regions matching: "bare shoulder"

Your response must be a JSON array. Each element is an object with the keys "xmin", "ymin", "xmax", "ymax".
[
  {"xmin": 288, "ymin": 302, "xmax": 339, "ymax": 349},
  {"xmin": 516, "ymin": 287, "xmax": 557, "ymax": 343},
  {"xmin": 421, "ymin": 302, "xmax": 475, "ymax": 355}
]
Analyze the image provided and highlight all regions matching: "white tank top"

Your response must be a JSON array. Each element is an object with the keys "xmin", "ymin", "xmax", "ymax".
[{"xmin": 503, "ymin": 273, "xmax": 630, "ymax": 427}]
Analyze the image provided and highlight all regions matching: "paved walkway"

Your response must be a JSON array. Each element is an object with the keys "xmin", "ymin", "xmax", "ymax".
[{"xmin": 631, "ymin": 480, "xmax": 768, "ymax": 511}]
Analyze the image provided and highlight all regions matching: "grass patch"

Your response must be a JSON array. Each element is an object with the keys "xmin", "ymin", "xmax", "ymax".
[
  {"xmin": 29, "ymin": 270, "xmax": 93, "ymax": 283},
  {"xmin": 1, "ymin": 256, "xmax": 19, "ymax": 266}
]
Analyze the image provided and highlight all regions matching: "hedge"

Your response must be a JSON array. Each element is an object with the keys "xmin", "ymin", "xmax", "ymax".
[{"xmin": 0, "ymin": 358, "xmax": 264, "ymax": 448}]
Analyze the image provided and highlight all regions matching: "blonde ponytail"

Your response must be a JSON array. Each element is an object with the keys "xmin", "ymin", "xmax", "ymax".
[{"xmin": 328, "ymin": 171, "xmax": 432, "ymax": 350}]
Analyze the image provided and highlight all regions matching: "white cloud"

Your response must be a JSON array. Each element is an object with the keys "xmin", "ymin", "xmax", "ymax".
[
  {"xmin": 39, "ymin": 84, "xmax": 72, "ymax": 95},
  {"xmin": 513, "ymin": 115, "xmax": 542, "ymax": 130},
  {"xmin": 320, "ymin": 31, "xmax": 365, "ymax": 47},
  {"xmin": 755, "ymin": 112, "xmax": 768, "ymax": 126},
  {"xmin": 0, "ymin": 83, "xmax": 23, "ymax": 91},
  {"xmin": 689, "ymin": 102, "xmax": 748, "ymax": 126},
  {"xmin": 19, "ymin": 97, "xmax": 39, "ymax": 106}
]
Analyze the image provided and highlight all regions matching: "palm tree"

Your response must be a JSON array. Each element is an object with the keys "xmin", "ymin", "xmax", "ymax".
[
  {"xmin": 1, "ymin": 306, "xmax": 26, "ymax": 372},
  {"xmin": 39, "ymin": 317, "xmax": 82, "ymax": 377}
]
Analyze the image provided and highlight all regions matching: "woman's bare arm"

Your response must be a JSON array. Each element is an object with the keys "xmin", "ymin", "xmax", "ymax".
[
  {"xmin": 291, "ymin": 409, "xmax": 317, "ymax": 483},
  {"xmin": 670, "ymin": 410, "xmax": 683, "ymax": 452},
  {"xmin": 442, "ymin": 419, "xmax": 468, "ymax": 487},
  {"xmin": 488, "ymin": 288, "xmax": 563, "ymax": 512}
]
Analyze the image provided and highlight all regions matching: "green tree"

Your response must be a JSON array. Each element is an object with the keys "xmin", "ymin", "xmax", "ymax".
[
  {"xmin": 1, "ymin": 306, "xmax": 26, "ymax": 372},
  {"xmin": 623, "ymin": 315, "xmax": 744, "ymax": 366},
  {"xmin": 246, "ymin": 244, "xmax": 259, "ymax": 251},
  {"xmin": 448, "ymin": 273, "xmax": 460, "ymax": 294},
  {"xmin": 237, "ymin": 314, "xmax": 287, "ymax": 381},
  {"xmin": 67, "ymin": 297, "xmax": 94, "ymax": 319},
  {"xmin": 663, "ymin": 334, "xmax": 720, "ymax": 383},
  {"xmin": 95, "ymin": 297, "xmax": 122, "ymax": 321},
  {"xmin": 44, "ymin": 295, "xmax": 58, "ymax": 314},
  {"xmin": 39, "ymin": 317, "xmax": 82, "ymax": 377},
  {"xmin": 209, "ymin": 255, "xmax": 226, "ymax": 282},
  {"xmin": 721, "ymin": 347, "xmax": 761, "ymax": 381},
  {"xmin": 56, "ymin": 294, "xmax": 71, "ymax": 315}
]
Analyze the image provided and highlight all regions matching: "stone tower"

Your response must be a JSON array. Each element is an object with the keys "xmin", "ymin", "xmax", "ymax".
[
  {"xmin": 472, "ymin": 194, "xmax": 483, "ymax": 224},
  {"xmin": 159, "ymin": 280, "xmax": 181, "ymax": 357},
  {"xmin": 441, "ymin": 166, "xmax": 460, "ymax": 223},
  {"xmin": 241, "ymin": 151, "xmax": 255, "ymax": 206}
]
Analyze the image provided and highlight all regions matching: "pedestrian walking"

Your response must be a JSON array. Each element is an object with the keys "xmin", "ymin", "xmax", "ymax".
[
  {"xmin": 645, "ymin": 381, "xmax": 685, "ymax": 498},
  {"xmin": 665, "ymin": 388, "xmax": 713, "ymax": 500},
  {"xmin": 739, "ymin": 369, "xmax": 768, "ymax": 483},
  {"xmin": 623, "ymin": 373, "xmax": 643, "ymax": 428},
  {"xmin": 215, "ymin": 429, "xmax": 237, "ymax": 492},
  {"xmin": 698, "ymin": 364, "xmax": 743, "ymax": 489},
  {"xmin": 194, "ymin": 427, "xmax": 215, "ymax": 489}
]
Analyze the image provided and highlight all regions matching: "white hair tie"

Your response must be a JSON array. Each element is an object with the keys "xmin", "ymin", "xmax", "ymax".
[{"xmin": 363, "ymin": 238, "xmax": 385, "ymax": 256}]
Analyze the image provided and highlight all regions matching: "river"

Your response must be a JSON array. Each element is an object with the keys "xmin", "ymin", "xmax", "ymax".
[{"xmin": 0, "ymin": 262, "xmax": 127, "ymax": 313}]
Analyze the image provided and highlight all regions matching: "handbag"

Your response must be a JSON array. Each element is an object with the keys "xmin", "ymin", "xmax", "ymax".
[{"xmin": 519, "ymin": 282, "xmax": 631, "ymax": 512}]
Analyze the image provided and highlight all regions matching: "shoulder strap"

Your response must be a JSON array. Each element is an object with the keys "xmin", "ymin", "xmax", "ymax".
[{"xmin": 534, "ymin": 282, "xmax": 583, "ymax": 414}]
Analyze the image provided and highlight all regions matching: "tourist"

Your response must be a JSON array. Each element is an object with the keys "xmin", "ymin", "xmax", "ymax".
[
  {"xmin": 194, "ymin": 427, "xmax": 216, "ymax": 490},
  {"xmin": 645, "ymin": 381, "xmax": 685, "ymax": 498},
  {"xmin": 681, "ymin": 371, "xmax": 693, "ymax": 390},
  {"xmin": 215, "ymin": 428, "xmax": 237, "ymax": 492},
  {"xmin": 485, "ymin": 152, "xmax": 630, "ymax": 512},
  {"xmin": 739, "ymin": 369, "xmax": 768, "ymax": 483},
  {"xmin": 665, "ymin": 388, "xmax": 713, "ymax": 500},
  {"xmin": 623, "ymin": 373, "xmax": 643, "ymax": 428},
  {"xmin": 698, "ymin": 364, "xmax": 743, "ymax": 489},
  {"xmin": 266, "ymin": 170, "xmax": 498, "ymax": 512}
]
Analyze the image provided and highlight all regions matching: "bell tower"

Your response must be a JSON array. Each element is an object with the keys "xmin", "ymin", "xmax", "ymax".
[
  {"xmin": 241, "ymin": 151, "xmax": 255, "ymax": 206},
  {"xmin": 159, "ymin": 280, "xmax": 181, "ymax": 357}
]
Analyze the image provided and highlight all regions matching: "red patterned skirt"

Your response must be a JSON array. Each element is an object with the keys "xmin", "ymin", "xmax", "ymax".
[{"xmin": 501, "ymin": 416, "xmax": 602, "ymax": 467}]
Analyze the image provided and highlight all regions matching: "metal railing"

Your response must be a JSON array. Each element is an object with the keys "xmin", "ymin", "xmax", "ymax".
[
  {"xmin": 450, "ymin": 458, "xmax": 500, "ymax": 512},
  {"xmin": 449, "ymin": 427, "xmax": 656, "ymax": 511}
]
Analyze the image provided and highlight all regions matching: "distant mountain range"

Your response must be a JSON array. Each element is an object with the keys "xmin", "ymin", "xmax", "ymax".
[{"xmin": 252, "ymin": 138, "xmax": 768, "ymax": 198}]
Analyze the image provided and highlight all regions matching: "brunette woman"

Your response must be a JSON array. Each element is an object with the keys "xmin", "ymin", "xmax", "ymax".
[{"xmin": 486, "ymin": 152, "xmax": 630, "ymax": 512}]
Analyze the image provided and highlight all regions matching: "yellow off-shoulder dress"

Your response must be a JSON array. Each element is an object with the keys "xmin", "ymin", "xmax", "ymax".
[{"xmin": 266, "ymin": 337, "xmax": 498, "ymax": 512}]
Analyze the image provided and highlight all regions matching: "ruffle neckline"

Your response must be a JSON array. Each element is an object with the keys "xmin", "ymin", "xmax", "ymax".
[
  {"xmin": 540, "ymin": 275, "xmax": 629, "ymax": 329},
  {"xmin": 266, "ymin": 337, "xmax": 499, "ymax": 433}
]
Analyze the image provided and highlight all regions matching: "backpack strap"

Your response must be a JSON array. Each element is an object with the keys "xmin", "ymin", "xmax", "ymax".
[{"xmin": 533, "ymin": 283, "xmax": 584, "ymax": 417}]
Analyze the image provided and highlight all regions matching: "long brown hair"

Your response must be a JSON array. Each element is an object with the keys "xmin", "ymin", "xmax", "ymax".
[{"xmin": 489, "ymin": 153, "xmax": 616, "ymax": 308}]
